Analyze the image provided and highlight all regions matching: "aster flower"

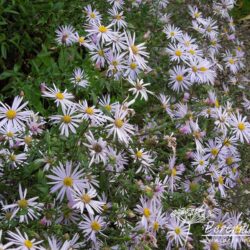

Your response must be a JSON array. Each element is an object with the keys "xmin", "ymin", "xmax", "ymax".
[
  {"xmin": 125, "ymin": 32, "xmax": 149, "ymax": 69},
  {"xmin": 108, "ymin": 8, "xmax": 127, "ymax": 30},
  {"xmin": 2, "ymin": 184, "xmax": 43, "ymax": 223},
  {"xmin": 166, "ymin": 217, "xmax": 191, "ymax": 248},
  {"xmin": 70, "ymin": 68, "xmax": 89, "ymax": 88},
  {"xmin": 229, "ymin": 112, "xmax": 250, "ymax": 143},
  {"xmin": 0, "ymin": 96, "xmax": 32, "ymax": 129},
  {"xmin": 72, "ymin": 187, "xmax": 104, "ymax": 214},
  {"xmin": 83, "ymin": 131, "xmax": 108, "ymax": 166},
  {"xmin": 55, "ymin": 25, "xmax": 76, "ymax": 46},
  {"xmin": 98, "ymin": 95, "xmax": 117, "ymax": 113},
  {"xmin": 164, "ymin": 24, "xmax": 182, "ymax": 42},
  {"xmin": 49, "ymin": 104, "xmax": 82, "ymax": 137},
  {"xmin": 84, "ymin": 4, "xmax": 102, "ymax": 24},
  {"xmin": 47, "ymin": 161, "xmax": 85, "ymax": 202},
  {"xmin": 128, "ymin": 78, "xmax": 153, "ymax": 101},
  {"xmin": 106, "ymin": 106, "xmax": 135, "ymax": 144},
  {"xmin": 42, "ymin": 83, "xmax": 74, "ymax": 109},
  {"xmin": 77, "ymin": 100, "xmax": 107, "ymax": 126},
  {"xmin": 86, "ymin": 21, "xmax": 115, "ymax": 45},
  {"xmin": 79, "ymin": 214, "xmax": 106, "ymax": 242},
  {"xmin": 169, "ymin": 66, "xmax": 191, "ymax": 92},
  {"xmin": 7, "ymin": 228, "xmax": 44, "ymax": 250},
  {"xmin": 6, "ymin": 151, "xmax": 27, "ymax": 168}
]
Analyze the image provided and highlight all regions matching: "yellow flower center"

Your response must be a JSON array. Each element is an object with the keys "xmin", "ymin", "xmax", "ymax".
[
  {"xmin": 192, "ymin": 66, "xmax": 198, "ymax": 72},
  {"xmin": 175, "ymin": 227, "xmax": 181, "ymax": 235},
  {"xmin": 91, "ymin": 220, "xmax": 101, "ymax": 231},
  {"xmin": 99, "ymin": 25, "xmax": 108, "ymax": 33},
  {"xmin": 24, "ymin": 240, "xmax": 33, "ymax": 249},
  {"xmin": 176, "ymin": 75, "xmax": 183, "ymax": 81},
  {"xmin": 63, "ymin": 177, "xmax": 73, "ymax": 187},
  {"xmin": 217, "ymin": 176, "xmax": 224, "ymax": 185},
  {"xmin": 229, "ymin": 58, "xmax": 235, "ymax": 65},
  {"xmin": 194, "ymin": 12, "xmax": 200, "ymax": 18},
  {"xmin": 90, "ymin": 12, "xmax": 96, "ymax": 18},
  {"xmin": 6, "ymin": 109, "xmax": 17, "ymax": 119},
  {"xmin": 55, "ymin": 92, "xmax": 64, "ymax": 100},
  {"xmin": 210, "ymin": 241, "xmax": 219, "ymax": 250},
  {"xmin": 62, "ymin": 115, "xmax": 72, "ymax": 124},
  {"xmin": 130, "ymin": 62, "xmax": 137, "ymax": 69},
  {"xmin": 143, "ymin": 208, "xmax": 151, "ymax": 218},
  {"xmin": 105, "ymin": 104, "xmax": 111, "ymax": 111},
  {"xmin": 170, "ymin": 31, "xmax": 175, "ymax": 37},
  {"xmin": 215, "ymin": 99, "xmax": 220, "ymax": 108},
  {"xmin": 234, "ymin": 224, "xmax": 242, "ymax": 234},
  {"xmin": 131, "ymin": 45, "xmax": 139, "ymax": 55},
  {"xmin": 24, "ymin": 136, "xmax": 32, "ymax": 144},
  {"xmin": 114, "ymin": 119, "xmax": 123, "ymax": 128},
  {"xmin": 9, "ymin": 154, "xmax": 16, "ymax": 162},
  {"xmin": 6, "ymin": 131, "xmax": 14, "ymax": 137},
  {"xmin": 18, "ymin": 199, "xmax": 28, "ymax": 209},
  {"xmin": 211, "ymin": 40, "xmax": 217, "ymax": 46},
  {"xmin": 217, "ymin": 222, "xmax": 224, "ymax": 229},
  {"xmin": 199, "ymin": 67, "xmax": 207, "ymax": 72},
  {"xmin": 211, "ymin": 148, "xmax": 219, "ymax": 156},
  {"xmin": 81, "ymin": 194, "xmax": 91, "ymax": 203},
  {"xmin": 98, "ymin": 50, "xmax": 104, "ymax": 56},
  {"xmin": 238, "ymin": 122, "xmax": 245, "ymax": 131},
  {"xmin": 189, "ymin": 49, "xmax": 196, "ymax": 55},
  {"xmin": 112, "ymin": 60, "xmax": 118, "ymax": 66},
  {"xmin": 85, "ymin": 107, "xmax": 94, "ymax": 115},
  {"xmin": 226, "ymin": 157, "xmax": 233, "ymax": 165},
  {"xmin": 115, "ymin": 15, "xmax": 122, "ymax": 20},
  {"xmin": 153, "ymin": 222, "xmax": 159, "ymax": 231},
  {"xmin": 223, "ymin": 138, "xmax": 231, "ymax": 147},
  {"xmin": 136, "ymin": 150, "xmax": 143, "ymax": 158},
  {"xmin": 171, "ymin": 167, "xmax": 177, "ymax": 176},
  {"xmin": 78, "ymin": 36, "xmax": 85, "ymax": 43},
  {"xmin": 199, "ymin": 160, "xmax": 204, "ymax": 165},
  {"xmin": 175, "ymin": 50, "xmax": 182, "ymax": 57}
]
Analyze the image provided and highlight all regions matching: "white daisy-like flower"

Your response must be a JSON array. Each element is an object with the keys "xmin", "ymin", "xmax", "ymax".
[
  {"xmin": 6, "ymin": 151, "xmax": 27, "ymax": 168},
  {"xmin": 163, "ymin": 24, "xmax": 182, "ymax": 42},
  {"xmin": 166, "ymin": 217, "xmax": 191, "ymax": 248},
  {"xmin": 108, "ymin": 8, "xmax": 127, "ymax": 30},
  {"xmin": 83, "ymin": 131, "xmax": 108, "ymax": 166},
  {"xmin": 70, "ymin": 68, "xmax": 89, "ymax": 88},
  {"xmin": 72, "ymin": 187, "xmax": 104, "ymax": 214},
  {"xmin": 166, "ymin": 44, "xmax": 187, "ymax": 63},
  {"xmin": 79, "ymin": 214, "xmax": 106, "ymax": 242},
  {"xmin": 0, "ymin": 96, "xmax": 32, "ymax": 129},
  {"xmin": 229, "ymin": 112, "xmax": 250, "ymax": 143},
  {"xmin": 49, "ymin": 105, "xmax": 81, "ymax": 137},
  {"xmin": 55, "ymin": 25, "xmax": 76, "ymax": 46},
  {"xmin": 98, "ymin": 95, "xmax": 117, "ymax": 113},
  {"xmin": 77, "ymin": 100, "xmax": 107, "ymax": 126},
  {"xmin": 84, "ymin": 5, "xmax": 102, "ymax": 24},
  {"xmin": 126, "ymin": 32, "xmax": 149, "ymax": 69},
  {"xmin": 0, "ymin": 123, "xmax": 21, "ymax": 147},
  {"xmin": 169, "ymin": 66, "xmax": 191, "ymax": 92},
  {"xmin": 106, "ymin": 106, "xmax": 135, "ymax": 144},
  {"xmin": 130, "ymin": 148, "xmax": 154, "ymax": 174},
  {"xmin": 42, "ymin": 83, "xmax": 74, "ymax": 109},
  {"xmin": 7, "ymin": 228, "xmax": 44, "ymax": 250},
  {"xmin": 86, "ymin": 21, "xmax": 115, "ymax": 45},
  {"xmin": 2, "ymin": 184, "xmax": 43, "ymax": 223},
  {"xmin": 128, "ymin": 78, "xmax": 153, "ymax": 101},
  {"xmin": 47, "ymin": 161, "xmax": 85, "ymax": 202}
]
